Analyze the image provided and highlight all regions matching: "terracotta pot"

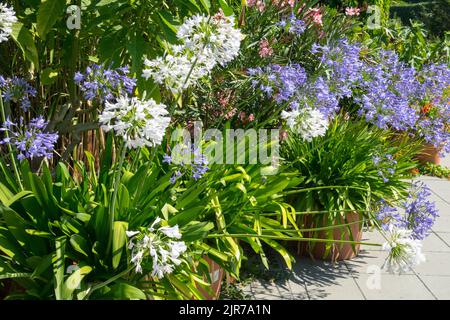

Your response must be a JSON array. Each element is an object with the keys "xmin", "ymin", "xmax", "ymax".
[
  {"xmin": 416, "ymin": 143, "xmax": 441, "ymax": 165},
  {"xmin": 197, "ymin": 256, "xmax": 225, "ymax": 300},
  {"xmin": 298, "ymin": 212, "xmax": 363, "ymax": 262}
]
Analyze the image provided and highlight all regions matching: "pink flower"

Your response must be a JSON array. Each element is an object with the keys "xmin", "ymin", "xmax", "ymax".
[
  {"xmin": 280, "ymin": 130, "xmax": 289, "ymax": 141},
  {"xmin": 225, "ymin": 108, "xmax": 237, "ymax": 119},
  {"xmin": 259, "ymin": 39, "xmax": 274, "ymax": 58},
  {"xmin": 247, "ymin": 0, "xmax": 257, "ymax": 7},
  {"xmin": 308, "ymin": 8, "xmax": 323, "ymax": 26},
  {"xmin": 345, "ymin": 7, "xmax": 361, "ymax": 16},
  {"xmin": 271, "ymin": 0, "xmax": 295, "ymax": 8},
  {"xmin": 256, "ymin": 0, "xmax": 266, "ymax": 12},
  {"xmin": 248, "ymin": 113, "xmax": 255, "ymax": 122}
]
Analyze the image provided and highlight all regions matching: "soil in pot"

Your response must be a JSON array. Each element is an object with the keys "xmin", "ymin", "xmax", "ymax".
[{"xmin": 297, "ymin": 212, "xmax": 363, "ymax": 262}]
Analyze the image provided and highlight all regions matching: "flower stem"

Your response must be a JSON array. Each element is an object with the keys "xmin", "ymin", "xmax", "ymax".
[
  {"xmin": 106, "ymin": 144, "xmax": 127, "ymax": 258},
  {"xmin": 0, "ymin": 92, "xmax": 23, "ymax": 191},
  {"xmin": 84, "ymin": 265, "xmax": 134, "ymax": 300}
]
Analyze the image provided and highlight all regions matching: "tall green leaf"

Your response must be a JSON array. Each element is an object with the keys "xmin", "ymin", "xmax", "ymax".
[
  {"xmin": 11, "ymin": 22, "xmax": 39, "ymax": 70},
  {"xmin": 37, "ymin": 0, "xmax": 67, "ymax": 40}
]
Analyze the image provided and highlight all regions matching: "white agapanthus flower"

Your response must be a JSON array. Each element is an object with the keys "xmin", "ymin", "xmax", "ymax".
[
  {"xmin": 127, "ymin": 219, "xmax": 187, "ymax": 278},
  {"xmin": 177, "ymin": 10, "xmax": 243, "ymax": 66},
  {"xmin": 142, "ymin": 10, "xmax": 242, "ymax": 94},
  {"xmin": 99, "ymin": 96, "xmax": 171, "ymax": 149},
  {"xmin": 382, "ymin": 225, "xmax": 426, "ymax": 273},
  {"xmin": 142, "ymin": 53, "xmax": 212, "ymax": 95},
  {"xmin": 281, "ymin": 107, "xmax": 329, "ymax": 142},
  {"xmin": 0, "ymin": 3, "xmax": 17, "ymax": 43}
]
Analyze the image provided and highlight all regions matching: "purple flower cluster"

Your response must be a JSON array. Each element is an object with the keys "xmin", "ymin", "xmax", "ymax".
[
  {"xmin": 416, "ymin": 63, "xmax": 450, "ymax": 155},
  {"xmin": 74, "ymin": 64, "xmax": 136, "ymax": 102},
  {"xmin": 0, "ymin": 116, "xmax": 58, "ymax": 160},
  {"xmin": 277, "ymin": 14, "xmax": 306, "ymax": 35},
  {"xmin": 163, "ymin": 146, "xmax": 209, "ymax": 184},
  {"xmin": 376, "ymin": 182, "xmax": 439, "ymax": 240},
  {"xmin": 0, "ymin": 76, "xmax": 37, "ymax": 111},
  {"xmin": 248, "ymin": 64, "xmax": 307, "ymax": 103},
  {"xmin": 311, "ymin": 39, "xmax": 363, "ymax": 99},
  {"xmin": 375, "ymin": 200, "xmax": 407, "ymax": 231},
  {"xmin": 313, "ymin": 42, "xmax": 449, "ymax": 154},
  {"xmin": 403, "ymin": 182, "xmax": 439, "ymax": 240},
  {"xmin": 298, "ymin": 77, "xmax": 340, "ymax": 117},
  {"xmin": 356, "ymin": 50, "xmax": 423, "ymax": 131},
  {"xmin": 372, "ymin": 153, "xmax": 397, "ymax": 183}
]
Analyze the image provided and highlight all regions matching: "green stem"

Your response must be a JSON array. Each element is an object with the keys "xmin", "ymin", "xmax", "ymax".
[
  {"xmin": 84, "ymin": 265, "xmax": 134, "ymax": 300},
  {"xmin": 0, "ymin": 93, "xmax": 23, "ymax": 191},
  {"xmin": 206, "ymin": 233, "xmax": 382, "ymax": 246},
  {"xmin": 106, "ymin": 145, "xmax": 127, "ymax": 256},
  {"xmin": 283, "ymin": 185, "xmax": 370, "ymax": 195}
]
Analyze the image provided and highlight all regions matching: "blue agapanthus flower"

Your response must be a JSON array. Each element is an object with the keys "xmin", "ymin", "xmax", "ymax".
[
  {"xmin": 74, "ymin": 64, "xmax": 136, "ymax": 103},
  {"xmin": 0, "ymin": 76, "xmax": 37, "ymax": 111},
  {"xmin": 0, "ymin": 116, "xmax": 58, "ymax": 160},
  {"xmin": 376, "ymin": 182, "xmax": 439, "ymax": 240}
]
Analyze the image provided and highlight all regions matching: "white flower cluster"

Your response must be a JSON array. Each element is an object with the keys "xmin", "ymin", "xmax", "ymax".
[
  {"xmin": 382, "ymin": 225, "xmax": 426, "ymax": 273},
  {"xmin": 127, "ymin": 217, "xmax": 187, "ymax": 278},
  {"xmin": 99, "ymin": 96, "xmax": 171, "ymax": 149},
  {"xmin": 142, "ymin": 10, "xmax": 243, "ymax": 94},
  {"xmin": 281, "ymin": 107, "xmax": 329, "ymax": 142},
  {"xmin": 0, "ymin": 3, "xmax": 17, "ymax": 43}
]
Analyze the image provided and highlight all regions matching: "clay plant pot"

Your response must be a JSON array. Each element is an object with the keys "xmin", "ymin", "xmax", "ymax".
[
  {"xmin": 298, "ymin": 212, "xmax": 363, "ymax": 262},
  {"xmin": 416, "ymin": 143, "xmax": 441, "ymax": 165},
  {"xmin": 197, "ymin": 256, "xmax": 225, "ymax": 300}
]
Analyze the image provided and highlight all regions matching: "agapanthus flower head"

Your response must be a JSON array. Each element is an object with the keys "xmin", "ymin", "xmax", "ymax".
[
  {"xmin": 382, "ymin": 225, "xmax": 426, "ymax": 273},
  {"xmin": 415, "ymin": 63, "xmax": 450, "ymax": 155},
  {"xmin": 74, "ymin": 64, "xmax": 136, "ymax": 103},
  {"xmin": 0, "ymin": 116, "xmax": 58, "ymax": 160},
  {"xmin": 372, "ymin": 153, "xmax": 397, "ymax": 183},
  {"xmin": 127, "ymin": 218, "xmax": 187, "ymax": 277},
  {"xmin": 402, "ymin": 182, "xmax": 439, "ymax": 240},
  {"xmin": 0, "ymin": 3, "xmax": 17, "ymax": 43},
  {"xmin": 278, "ymin": 13, "xmax": 306, "ymax": 35},
  {"xmin": 143, "ymin": 53, "xmax": 212, "ymax": 95},
  {"xmin": 311, "ymin": 39, "xmax": 363, "ymax": 99},
  {"xmin": 281, "ymin": 107, "xmax": 329, "ymax": 142},
  {"xmin": 376, "ymin": 182, "xmax": 439, "ymax": 240},
  {"xmin": 293, "ymin": 77, "xmax": 340, "ymax": 117},
  {"xmin": 165, "ymin": 144, "xmax": 210, "ymax": 183},
  {"xmin": 99, "ymin": 96, "xmax": 171, "ymax": 149},
  {"xmin": 177, "ymin": 11, "xmax": 243, "ymax": 67},
  {"xmin": 143, "ymin": 11, "xmax": 242, "ymax": 95},
  {"xmin": 0, "ymin": 76, "xmax": 36, "ymax": 111},
  {"xmin": 248, "ymin": 64, "xmax": 307, "ymax": 103},
  {"xmin": 356, "ymin": 49, "xmax": 423, "ymax": 131}
]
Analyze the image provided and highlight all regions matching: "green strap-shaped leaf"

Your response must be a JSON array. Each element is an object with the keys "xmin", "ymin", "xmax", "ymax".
[
  {"xmin": 63, "ymin": 266, "xmax": 92, "ymax": 299},
  {"xmin": 36, "ymin": 0, "xmax": 66, "ymax": 40},
  {"xmin": 52, "ymin": 236, "xmax": 66, "ymax": 300},
  {"xmin": 11, "ymin": 22, "xmax": 39, "ymax": 70},
  {"xmin": 112, "ymin": 221, "xmax": 128, "ymax": 269}
]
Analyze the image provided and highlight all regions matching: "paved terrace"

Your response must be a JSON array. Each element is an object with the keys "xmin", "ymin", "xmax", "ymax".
[{"xmin": 241, "ymin": 156, "xmax": 450, "ymax": 300}]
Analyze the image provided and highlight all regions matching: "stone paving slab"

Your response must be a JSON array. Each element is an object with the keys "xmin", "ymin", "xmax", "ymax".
[
  {"xmin": 244, "ymin": 160, "xmax": 450, "ymax": 300},
  {"xmin": 419, "ymin": 275, "xmax": 450, "ymax": 300},
  {"xmin": 352, "ymin": 273, "xmax": 436, "ymax": 300},
  {"xmin": 436, "ymin": 232, "xmax": 450, "ymax": 247}
]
